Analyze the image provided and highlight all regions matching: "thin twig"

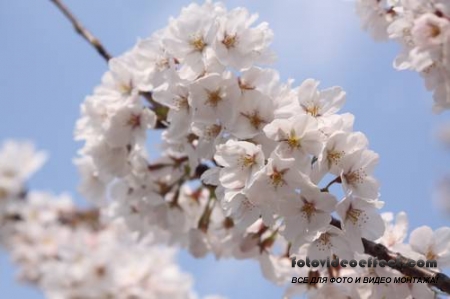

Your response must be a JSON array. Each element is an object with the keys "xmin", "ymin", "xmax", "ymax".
[
  {"xmin": 331, "ymin": 218, "xmax": 450, "ymax": 294},
  {"xmin": 320, "ymin": 176, "xmax": 342, "ymax": 192},
  {"xmin": 48, "ymin": 0, "xmax": 169, "ymax": 127},
  {"xmin": 49, "ymin": 0, "xmax": 112, "ymax": 61}
]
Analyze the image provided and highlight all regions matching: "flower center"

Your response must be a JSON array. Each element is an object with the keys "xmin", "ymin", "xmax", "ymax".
[
  {"xmin": 241, "ymin": 111, "xmax": 265, "ymax": 130},
  {"xmin": 346, "ymin": 208, "xmax": 363, "ymax": 225},
  {"xmin": 127, "ymin": 114, "xmax": 141, "ymax": 129},
  {"xmin": 155, "ymin": 56, "xmax": 170, "ymax": 70},
  {"xmin": 119, "ymin": 81, "xmax": 133, "ymax": 95},
  {"xmin": 222, "ymin": 33, "xmax": 238, "ymax": 49},
  {"xmin": 285, "ymin": 129, "xmax": 301, "ymax": 150},
  {"xmin": 238, "ymin": 78, "xmax": 255, "ymax": 90},
  {"xmin": 205, "ymin": 124, "xmax": 222, "ymax": 140},
  {"xmin": 327, "ymin": 150, "xmax": 345, "ymax": 168},
  {"xmin": 190, "ymin": 36, "xmax": 206, "ymax": 52},
  {"xmin": 206, "ymin": 89, "xmax": 222, "ymax": 107},
  {"xmin": 426, "ymin": 249, "xmax": 438, "ymax": 261},
  {"xmin": 429, "ymin": 23, "xmax": 441, "ymax": 38},
  {"xmin": 346, "ymin": 205, "xmax": 370, "ymax": 228},
  {"xmin": 240, "ymin": 154, "xmax": 257, "ymax": 168},
  {"xmin": 269, "ymin": 167, "xmax": 287, "ymax": 189},
  {"xmin": 175, "ymin": 95, "xmax": 189, "ymax": 111},
  {"xmin": 344, "ymin": 168, "xmax": 366, "ymax": 185},
  {"xmin": 301, "ymin": 201, "xmax": 316, "ymax": 222},
  {"xmin": 317, "ymin": 232, "xmax": 332, "ymax": 251},
  {"xmin": 301, "ymin": 104, "xmax": 321, "ymax": 117}
]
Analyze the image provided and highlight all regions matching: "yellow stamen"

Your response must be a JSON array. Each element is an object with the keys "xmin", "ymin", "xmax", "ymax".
[
  {"xmin": 302, "ymin": 104, "xmax": 321, "ymax": 117},
  {"xmin": 426, "ymin": 249, "xmax": 438, "ymax": 261},
  {"xmin": 241, "ymin": 154, "xmax": 256, "ymax": 168},
  {"xmin": 269, "ymin": 167, "xmax": 288, "ymax": 189},
  {"xmin": 286, "ymin": 129, "xmax": 301, "ymax": 150},
  {"xmin": 190, "ymin": 37, "xmax": 206, "ymax": 52},
  {"xmin": 346, "ymin": 208, "xmax": 363, "ymax": 225},
  {"xmin": 327, "ymin": 150, "xmax": 345, "ymax": 168}
]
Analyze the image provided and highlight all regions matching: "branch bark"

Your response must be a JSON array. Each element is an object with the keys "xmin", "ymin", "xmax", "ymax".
[
  {"xmin": 48, "ymin": 0, "xmax": 168, "ymax": 127},
  {"xmin": 49, "ymin": 0, "xmax": 112, "ymax": 62},
  {"xmin": 331, "ymin": 218, "xmax": 450, "ymax": 294}
]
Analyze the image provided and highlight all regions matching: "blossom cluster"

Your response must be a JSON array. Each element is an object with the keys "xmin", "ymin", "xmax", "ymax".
[
  {"xmin": 0, "ymin": 141, "xmax": 223, "ymax": 299},
  {"xmin": 356, "ymin": 0, "xmax": 450, "ymax": 112},
  {"xmin": 72, "ymin": 1, "xmax": 450, "ymax": 298}
]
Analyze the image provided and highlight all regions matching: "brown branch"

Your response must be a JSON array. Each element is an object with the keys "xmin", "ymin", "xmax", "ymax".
[
  {"xmin": 49, "ymin": 0, "xmax": 112, "ymax": 62},
  {"xmin": 48, "ymin": 0, "xmax": 169, "ymax": 127},
  {"xmin": 320, "ymin": 176, "xmax": 342, "ymax": 192},
  {"xmin": 141, "ymin": 91, "xmax": 169, "ymax": 127},
  {"xmin": 330, "ymin": 218, "xmax": 450, "ymax": 294}
]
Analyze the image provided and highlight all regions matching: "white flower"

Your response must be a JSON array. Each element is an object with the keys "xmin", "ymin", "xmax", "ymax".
[
  {"xmin": 358, "ymin": 0, "xmax": 450, "ymax": 114},
  {"xmin": 0, "ymin": 140, "xmax": 47, "ymax": 198},
  {"xmin": 264, "ymin": 115, "xmax": 323, "ymax": 172},
  {"xmin": 296, "ymin": 79, "xmax": 346, "ymax": 119},
  {"xmin": 191, "ymin": 119, "xmax": 225, "ymax": 160},
  {"xmin": 238, "ymin": 67, "xmax": 281, "ymax": 97},
  {"xmin": 85, "ymin": 141, "xmax": 130, "ymax": 177},
  {"xmin": 153, "ymin": 81, "xmax": 193, "ymax": 140},
  {"xmin": 189, "ymin": 72, "xmax": 240, "ymax": 128},
  {"xmin": 133, "ymin": 35, "xmax": 177, "ymax": 90},
  {"xmin": 409, "ymin": 226, "xmax": 450, "ymax": 268},
  {"xmin": 280, "ymin": 179, "xmax": 337, "ymax": 249},
  {"xmin": 356, "ymin": 0, "xmax": 396, "ymax": 41},
  {"xmin": 245, "ymin": 153, "xmax": 301, "ymax": 205},
  {"xmin": 340, "ymin": 149, "xmax": 380, "ymax": 199},
  {"xmin": 258, "ymin": 253, "xmax": 293, "ymax": 285},
  {"xmin": 214, "ymin": 7, "xmax": 274, "ymax": 70},
  {"xmin": 318, "ymin": 131, "xmax": 368, "ymax": 176},
  {"xmin": 163, "ymin": 1, "xmax": 224, "ymax": 78},
  {"xmin": 355, "ymin": 253, "xmax": 409, "ymax": 299},
  {"xmin": 377, "ymin": 211, "xmax": 408, "ymax": 249},
  {"xmin": 104, "ymin": 96, "xmax": 156, "ymax": 148},
  {"xmin": 230, "ymin": 89, "xmax": 275, "ymax": 139},
  {"xmin": 307, "ymin": 225, "xmax": 353, "ymax": 261},
  {"xmin": 96, "ymin": 56, "xmax": 139, "ymax": 99},
  {"xmin": 215, "ymin": 140, "xmax": 265, "ymax": 190},
  {"xmin": 412, "ymin": 13, "xmax": 450, "ymax": 51},
  {"xmin": 74, "ymin": 157, "xmax": 110, "ymax": 204},
  {"xmin": 220, "ymin": 193, "xmax": 261, "ymax": 229},
  {"xmin": 336, "ymin": 195, "xmax": 385, "ymax": 253}
]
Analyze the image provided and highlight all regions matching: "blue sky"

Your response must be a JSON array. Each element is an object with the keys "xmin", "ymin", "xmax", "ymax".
[{"xmin": 1, "ymin": 0, "xmax": 449, "ymax": 298}]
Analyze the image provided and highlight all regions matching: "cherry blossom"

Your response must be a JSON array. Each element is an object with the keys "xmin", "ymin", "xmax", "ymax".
[
  {"xmin": 356, "ymin": 0, "xmax": 450, "ymax": 112},
  {"xmin": 409, "ymin": 225, "xmax": 450, "ymax": 268},
  {"xmin": 3, "ymin": 0, "xmax": 450, "ymax": 298}
]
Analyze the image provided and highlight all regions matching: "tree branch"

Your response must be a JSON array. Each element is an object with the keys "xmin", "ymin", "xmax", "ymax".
[
  {"xmin": 330, "ymin": 217, "xmax": 450, "ymax": 294},
  {"xmin": 49, "ymin": 0, "xmax": 112, "ymax": 62},
  {"xmin": 48, "ymin": 0, "xmax": 169, "ymax": 127}
]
